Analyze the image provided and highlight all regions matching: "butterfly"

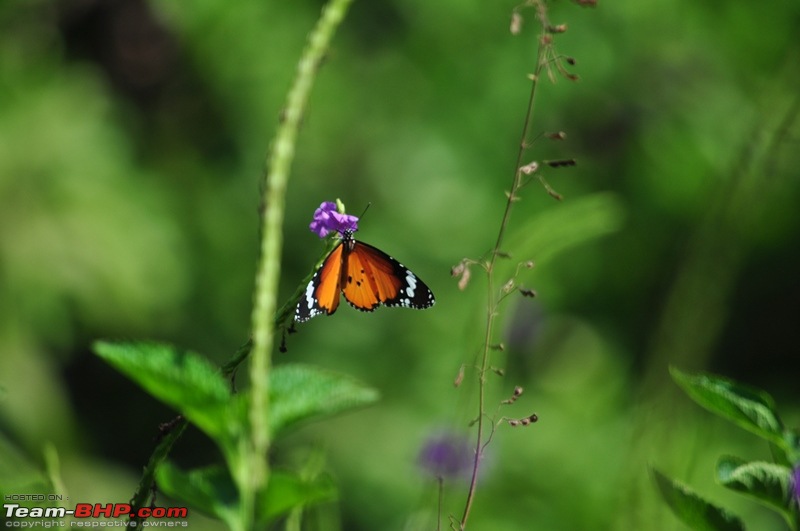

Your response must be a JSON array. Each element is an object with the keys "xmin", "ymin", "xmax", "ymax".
[{"xmin": 295, "ymin": 229, "xmax": 435, "ymax": 322}]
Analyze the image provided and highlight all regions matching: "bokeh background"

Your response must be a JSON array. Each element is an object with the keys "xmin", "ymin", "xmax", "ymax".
[{"xmin": 1, "ymin": 0, "xmax": 799, "ymax": 529}]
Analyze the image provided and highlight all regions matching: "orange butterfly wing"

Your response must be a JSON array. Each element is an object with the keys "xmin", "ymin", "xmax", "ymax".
[
  {"xmin": 342, "ymin": 241, "xmax": 434, "ymax": 312},
  {"xmin": 296, "ymin": 242, "xmax": 344, "ymax": 321},
  {"xmin": 295, "ymin": 233, "xmax": 435, "ymax": 322},
  {"xmin": 341, "ymin": 242, "xmax": 402, "ymax": 311}
]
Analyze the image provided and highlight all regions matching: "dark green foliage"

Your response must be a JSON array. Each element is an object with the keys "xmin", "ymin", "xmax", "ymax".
[
  {"xmin": 94, "ymin": 341, "xmax": 237, "ymax": 444},
  {"xmin": 654, "ymin": 368, "xmax": 800, "ymax": 530},
  {"xmin": 652, "ymin": 468, "xmax": 745, "ymax": 531},
  {"xmin": 93, "ymin": 340, "xmax": 376, "ymax": 526},
  {"xmin": 716, "ymin": 457, "xmax": 793, "ymax": 521},
  {"xmin": 670, "ymin": 367, "xmax": 790, "ymax": 458},
  {"xmin": 269, "ymin": 363, "xmax": 380, "ymax": 437}
]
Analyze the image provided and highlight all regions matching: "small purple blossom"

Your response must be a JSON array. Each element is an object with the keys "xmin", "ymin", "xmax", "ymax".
[
  {"xmin": 418, "ymin": 433, "xmax": 473, "ymax": 480},
  {"xmin": 793, "ymin": 464, "xmax": 800, "ymax": 505},
  {"xmin": 308, "ymin": 201, "xmax": 359, "ymax": 238}
]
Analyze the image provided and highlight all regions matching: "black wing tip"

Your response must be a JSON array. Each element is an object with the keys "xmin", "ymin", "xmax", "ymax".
[
  {"xmin": 345, "ymin": 300, "xmax": 381, "ymax": 313},
  {"xmin": 295, "ymin": 305, "xmax": 337, "ymax": 323},
  {"xmin": 383, "ymin": 292, "xmax": 435, "ymax": 310}
]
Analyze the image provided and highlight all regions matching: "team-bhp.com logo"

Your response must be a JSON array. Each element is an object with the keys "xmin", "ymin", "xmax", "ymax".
[{"xmin": 4, "ymin": 500, "xmax": 188, "ymax": 528}]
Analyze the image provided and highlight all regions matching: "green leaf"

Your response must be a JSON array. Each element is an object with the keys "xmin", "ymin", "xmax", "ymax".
[
  {"xmin": 717, "ymin": 456, "xmax": 793, "ymax": 515},
  {"xmin": 503, "ymin": 191, "xmax": 625, "ymax": 267},
  {"xmin": 0, "ymin": 432, "xmax": 49, "ymax": 497},
  {"xmin": 782, "ymin": 430, "xmax": 800, "ymax": 465},
  {"xmin": 157, "ymin": 464, "xmax": 336, "ymax": 526},
  {"xmin": 257, "ymin": 470, "xmax": 337, "ymax": 523},
  {"xmin": 94, "ymin": 345, "xmax": 379, "ymax": 449},
  {"xmin": 269, "ymin": 364, "xmax": 380, "ymax": 437},
  {"xmin": 156, "ymin": 463, "xmax": 238, "ymax": 528},
  {"xmin": 670, "ymin": 366, "xmax": 787, "ymax": 450},
  {"xmin": 652, "ymin": 468, "xmax": 745, "ymax": 531},
  {"xmin": 93, "ymin": 341, "xmax": 234, "ymax": 443}
]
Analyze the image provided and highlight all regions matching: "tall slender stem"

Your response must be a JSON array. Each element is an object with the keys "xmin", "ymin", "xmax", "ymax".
[
  {"xmin": 459, "ymin": 5, "xmax": 550, "ymax": 527},
  {"xmin": 244, "ymin": 0, "xmax": 355, "ymax": 527}
]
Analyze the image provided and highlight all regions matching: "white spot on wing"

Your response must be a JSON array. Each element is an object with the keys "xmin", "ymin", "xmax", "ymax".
[
  {"xmin": 304, "ymin": 280, "xmax": 316, "ymax": 309},
  {"xmin": 405, "ymin": 271, "xmax": 418, "ymax": 298},
  {"xmin": 296, "ymin": 278, "xmax": 321, "ymax": 322}
]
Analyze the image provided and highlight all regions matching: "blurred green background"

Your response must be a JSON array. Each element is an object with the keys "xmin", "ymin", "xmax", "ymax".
[{"xmin": 1, "ymin": 0, "xmax": 798, "ymax": 529}]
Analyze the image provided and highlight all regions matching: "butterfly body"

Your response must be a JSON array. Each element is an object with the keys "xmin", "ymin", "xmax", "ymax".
[{"xmin": 296, "ymin": 230, "xmax": 435, "ymax": 322}]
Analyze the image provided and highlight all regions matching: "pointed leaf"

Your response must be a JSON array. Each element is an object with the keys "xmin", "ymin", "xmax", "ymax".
[
  {"xmin": 270, "ymin": 364, "xmax": 379, "ymax": 437},
  {"xmin": 504, "ymin": 192, "xmax": 624, "ymax": 269},
  {"xmin": 156, "ymin": 463, "xmax": 238, "ymax": 527},
  {"xmin": 782, "ymin": 430, "xmax": 800, "ymax": 465},
  {"xmin": 258, "ymin": 470, "xmax": 337, "ymax": 523},
  {"xmin": 670, "ymin": 367, "xmax": 786, "ymax": 450},
  {"xmin": 717, "ymin": 456, "xmax": 793, "ymax": 515},
  {"xmin": 652, "ymin": 468, "xmax": 744, "ymax": 531},
  {"xmin": 93, "ymin": 341, "xmax": 234, "ymax": 442},
  {"xmin": 0, "ymin": 433, "xmax": 49, "ymax": 497}
]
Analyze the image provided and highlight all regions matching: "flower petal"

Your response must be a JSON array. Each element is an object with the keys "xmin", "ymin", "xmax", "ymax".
[{"xmin": 308, "ymin": 201, "xmax": 359, "ymax": 238}]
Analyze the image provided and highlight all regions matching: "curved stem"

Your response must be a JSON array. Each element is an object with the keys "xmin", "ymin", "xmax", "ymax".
[
  {"xmin": 244, "ymin": 0, "xmax": 355, "ymax": 526},
  {"xmin": 459, "ymin": 3, "xmax": 551, "ymax": 527}
]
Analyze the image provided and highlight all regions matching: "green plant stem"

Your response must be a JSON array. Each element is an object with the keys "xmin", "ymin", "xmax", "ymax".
[
  {"xmin": 118, "ymin": 3, "xmax": 354, "ymax": 526},
  {"xmin": 130, "ymin": 418, "xmax": 188, "ymax": 530},
  {"xmin": 43, "ymin": 443, "xmax": 68, "ymax": 505},
  {"xmin": 244, "ymin": 0, "xmax": 355, "ymax": 527},
  {"xmin": 122, "ymin": 241, "xmax": 335, "ymax": 525},
  {"xmin": 459, "ymin": 5, "xmax": 550, "ymax": 527},
  {"xmin": 436, "ymin": 476, "xmax": 444, "ymax": 531}
]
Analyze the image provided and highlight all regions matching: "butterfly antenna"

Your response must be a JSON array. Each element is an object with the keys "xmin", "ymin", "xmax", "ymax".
[{"xmin": 357, "ymin": 202, "xmax": 371, "ymax": 221}]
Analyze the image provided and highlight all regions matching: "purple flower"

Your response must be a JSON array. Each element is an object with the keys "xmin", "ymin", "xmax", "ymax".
[
  {"xmin": 308, "ymin": 201, "xmax": 359, "ymax": 239},
  {"xmin": 418, "ymin": 433, "xmax": 473, "ymax": 480},
  {"xmin": 793, "ymin": 464, "xmax": 800, "ymax": 504}
]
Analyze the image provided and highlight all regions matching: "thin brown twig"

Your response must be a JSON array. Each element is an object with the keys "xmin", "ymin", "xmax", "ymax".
[{"xmin": 459, "ymin": 2, "xmax": 555, "ymax": 528}]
